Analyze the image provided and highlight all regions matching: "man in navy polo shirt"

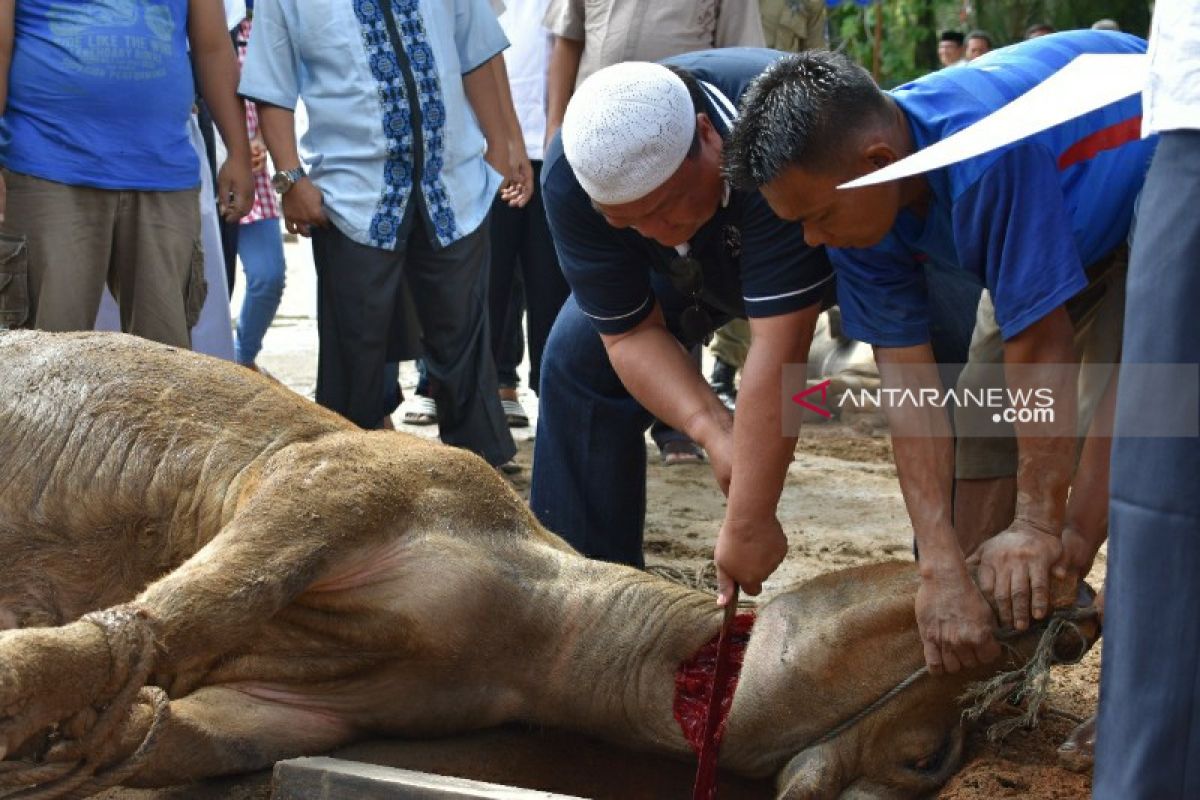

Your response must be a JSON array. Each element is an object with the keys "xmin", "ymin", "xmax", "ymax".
[
  {"xmin": 531, "ymin": 50, "xmax": 834, "ymax": 600},
  {"xmin": 726, "ymin": 31, "xmax": 1154, "ymax": 673}
]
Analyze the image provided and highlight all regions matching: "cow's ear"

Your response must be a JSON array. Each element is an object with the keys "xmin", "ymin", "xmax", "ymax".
[{"xmin": 775, "ymin": 741, "xmax": 848, "ymax": 800}]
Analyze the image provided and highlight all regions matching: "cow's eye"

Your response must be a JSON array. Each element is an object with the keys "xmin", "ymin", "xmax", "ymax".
[{"xmin": 907, "ymin": 735, "xmax": 952, "ymax": 773}]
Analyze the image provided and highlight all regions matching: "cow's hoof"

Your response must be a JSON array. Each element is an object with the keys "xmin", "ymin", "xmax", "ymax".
[
  {"xmin": 0, "ymin": 607, "xmax": 156, "ymax": 762},
  {"xmin": 1056, "ymin": 713, "xmax": 1096, "ymax": 772}
]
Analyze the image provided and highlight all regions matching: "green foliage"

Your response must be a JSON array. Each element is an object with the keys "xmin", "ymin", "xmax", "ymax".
[{"xmin": 828, "ymin": 0, "xmax": 1152, "ymax": 88}]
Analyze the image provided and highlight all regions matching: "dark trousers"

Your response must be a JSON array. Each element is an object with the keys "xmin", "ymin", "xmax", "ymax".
[
  {"xmin": 488, "ymin": 161, "xmax": 569, "ymax": 395},
  {"xmin": 496, "ymin": 273, "xmax": 525, "ymax": 388},
  {"xmin": 1095, "ymin": 131, "xmax": 1200, "ymax": 799},
  {"xmin": 312, "ymin": 215, "xmax": 516, "ymax": 466}
]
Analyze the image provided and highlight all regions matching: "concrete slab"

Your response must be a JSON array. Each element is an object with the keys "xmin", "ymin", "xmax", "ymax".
[{"xmin": 271, "ymin": 757, "xmax": 583, "ymax": 800}]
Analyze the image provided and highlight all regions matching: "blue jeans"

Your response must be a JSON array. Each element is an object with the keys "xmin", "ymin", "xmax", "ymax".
[{"xmin": 234, "ymin": 217, "xmax": 286, "ymax": 365}]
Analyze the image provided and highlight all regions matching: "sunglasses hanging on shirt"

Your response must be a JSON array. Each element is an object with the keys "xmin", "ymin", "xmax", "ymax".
[{"xmin": 665, "ymin": 254, "xmax": 714, "ymax": 346}]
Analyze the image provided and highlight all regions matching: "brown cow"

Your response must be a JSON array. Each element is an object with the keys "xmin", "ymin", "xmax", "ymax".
[{"xmin": 0, "ymin": 331, "xmax": 1095, "ymax": 799}]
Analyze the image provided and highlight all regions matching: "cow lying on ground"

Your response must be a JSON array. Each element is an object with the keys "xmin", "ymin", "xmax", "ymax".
[{"xmin": 0, "ymin": 331, "xmax": 1095, "ymax": 799}]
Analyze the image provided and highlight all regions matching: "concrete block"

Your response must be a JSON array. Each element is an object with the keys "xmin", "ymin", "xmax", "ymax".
[{"xmin": 271, "ymin": 756, "xmax": 586, "ymax": 800}]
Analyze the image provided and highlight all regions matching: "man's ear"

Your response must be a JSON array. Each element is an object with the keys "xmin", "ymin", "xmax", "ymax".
[
  {"xmin": 864, "ymin": 142, "xmax": 899, "ymax": 171},
  {"xmin": 697, "ymin": 113, "xmax": 721, "ymax": 146}
]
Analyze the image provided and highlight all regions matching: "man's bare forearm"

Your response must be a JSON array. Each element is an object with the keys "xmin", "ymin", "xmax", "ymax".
[
  {"xmin": 488, "ymin": 56, "xmax": 524, "ymax": 148},
  {"xmin": 1004, "ymin": 307, "xmax": 1079, "ymax": 534},
  {"xmin": 1064, "ymin": 365, "xmax": 1117, "ymax": 555},
  {"xmin": 0, "ymin": 0, "xmax": 13, "ymax": 115},
  {"xmin": 602, "ymin": 306, "xmax": 731, "ymax": 448},
  {"xmin": 463, "ymin": 54, "xmax": 517, "ymax": 161},
  {"xmin": 189, "ymin": 0, "xmax": 250, "ymax": 159},
  {"xmin": 876, "ymin": 345, "xmax": 962, "ymax": 573},
  {"xmin": 725, "ymin": 307, "xmax": 819, "ymax": 527},
  {"xmin": 545, "ymin": 36, "xmax": 583, "ymax": 142},
  {"xmin": 256, "ymin": 104, "xmax": 300, "ymax": 170}
]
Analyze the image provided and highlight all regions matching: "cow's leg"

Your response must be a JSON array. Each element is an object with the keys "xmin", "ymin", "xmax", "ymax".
[
  {"xmin": 118, "ymin": 685, "xmax": 357, "ymax": 787},
  {"xmin": 0, "ymin": 437, "xmax": 414, "ymax": 759},
  {"xmin": 0, "ymin": 685, "xmax": 355, "ymax": 795}
]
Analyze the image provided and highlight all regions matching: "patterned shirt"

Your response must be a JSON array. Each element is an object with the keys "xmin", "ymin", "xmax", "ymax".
[
  {"xmin": 239, "ymin": 0, "xmax": 506, "ymax": 250},
  {"xmin": 235, "ymin": 18, "xmax": 281, "ymax": 225}
]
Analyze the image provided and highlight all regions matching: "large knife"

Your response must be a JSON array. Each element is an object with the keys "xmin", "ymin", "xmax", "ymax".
[{"xmin": 692, "ymin": 584, "xmax": 741, "ymax": 800}]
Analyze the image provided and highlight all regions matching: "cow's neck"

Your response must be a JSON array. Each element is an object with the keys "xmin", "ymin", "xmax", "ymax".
[{"xmin": 522, "ymin": 559, "xmax": 724, "ymax": 758}]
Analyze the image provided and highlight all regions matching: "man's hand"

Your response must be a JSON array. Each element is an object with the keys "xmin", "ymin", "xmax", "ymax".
[
  {"xmin": 281, "ymin": 178, "xmax": 329, "ymax": 237},
  {"xmin": 490, "ymin": 140, "xmax": 533, "ymax": 208},
  {"xmin": 714, "ymin": 516, "xmax": 788, "ymax": 604},
  {"xmin": 216, "ymin": 157, "xmax": 254, "ymax": 223},
  {"xmin": 1053, "ymin": 523, "xmax": 1101, "ymax": 587},
  {"xmin": 970, "ymin": 524, "xmax": 1063, "ymax": 631},
  {"xmin": 916, "ymin": 567, "xmax": 1002, "ymax": 674},
  {"xmin": 250, "ymin": 136, "xmax": 269, "ymax": 173}
]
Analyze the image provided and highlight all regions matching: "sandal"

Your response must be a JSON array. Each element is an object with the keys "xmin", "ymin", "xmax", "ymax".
[
  {"xmin": 401, "ymin": 395, "xmax": 437, "ymax": 426},
  {"xmin": 661, "ymin": 438, "xmax": 705, "ymax": 466},
  {"xmin": 501, "ymin": 397, "xmax": 529, "ymax": 428}
]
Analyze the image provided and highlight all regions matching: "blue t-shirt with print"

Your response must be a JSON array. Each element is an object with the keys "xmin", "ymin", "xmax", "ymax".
[
  {"xmin": 834, "ymin": 30, "xmax": 1155, "ymax": 347},
  {"xmin": 542, "ymin": 48, "xmax": 833, "ymax": 337},
  {"xmin": 0, "ymin": 0, "xmax": 199, "ymax": 191}
]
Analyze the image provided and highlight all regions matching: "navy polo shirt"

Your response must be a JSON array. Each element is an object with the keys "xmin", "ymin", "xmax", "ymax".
[{"xmin": 541, "ymin": 47, "xmax": 833, "ymax": 336}]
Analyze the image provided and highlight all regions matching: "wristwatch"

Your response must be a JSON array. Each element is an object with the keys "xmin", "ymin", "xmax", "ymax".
[{"xmin": 271, "ymin": 165, "xmax": 307, "ymax": 195}]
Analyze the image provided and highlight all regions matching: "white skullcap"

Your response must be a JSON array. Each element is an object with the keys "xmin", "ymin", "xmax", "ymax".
[{"xmin": 561, "ymin": 62, "xmax": 696, "ymax": 205}]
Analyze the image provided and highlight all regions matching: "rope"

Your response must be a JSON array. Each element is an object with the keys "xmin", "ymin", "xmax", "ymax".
[
  {"xmin": 0, "ymin": 607, "xmax": 164, "ymax": 799},
  {"xmin": 808, "ymin": 605, "xmax": 1097, "ymax": 748},
  {"xmin": 810, "ymin": 665, "xmax": 930, "ymax": 746},
  {"xmin": 960, "ymin": 606, "xmax": 1097, "ymax": 742},
  {"xmin": 647, "ymin": 562, "xmax": 720, "ymax": 592}
]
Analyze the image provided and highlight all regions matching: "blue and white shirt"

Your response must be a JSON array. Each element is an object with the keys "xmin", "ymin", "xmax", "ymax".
[
  {"xmin": 833, "ymin": 31, "xmax": 1156, "ymax": 347},
  {"xmin": 239, "ymin": 0, "xmax": 506, "ymax": 250}
]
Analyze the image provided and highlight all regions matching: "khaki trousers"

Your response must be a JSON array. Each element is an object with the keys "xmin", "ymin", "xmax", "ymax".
[
  {"xmin": 710, "ymin": 318, "xmax": 752, "ymax": 368},
  {"xmin": 2, "ymin": 170, "xmax": 205, "ymax": 349}
]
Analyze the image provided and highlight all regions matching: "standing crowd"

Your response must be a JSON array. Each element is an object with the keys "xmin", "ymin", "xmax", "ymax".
[{"xmin": 0, "ymin": 1, "xmax": 1196, "ymax": 796}]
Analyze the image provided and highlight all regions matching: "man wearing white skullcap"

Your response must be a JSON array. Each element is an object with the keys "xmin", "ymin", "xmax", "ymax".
[
  {"xmin": 561, "ymin": 62, "xmax": 698, "ymax": 206},
  {"xmin": 530, "ymin": 49, "xmax": 836, "ymax": 602}
]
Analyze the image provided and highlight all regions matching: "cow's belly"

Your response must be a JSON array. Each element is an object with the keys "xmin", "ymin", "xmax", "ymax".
[
  {"xmin": 231, "ymin": 666, "xmax": 526, "ymax": 737},
  {"xmin": 191, "ymin": 531, "xmax": 535, "ymax": 732}
]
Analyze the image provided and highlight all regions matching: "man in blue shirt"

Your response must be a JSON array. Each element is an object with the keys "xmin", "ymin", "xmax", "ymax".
[
  {"xmin": 533, "ymin": 50, "xmax": 835, "ymax": 592},
  {"xmin": 0, "ymin": 0, "xmax": 253, "ymax": 348},
  {"xmin": 240, "ymin": 0, "xmax": 527, "ymax": 465},
  {"xmin": 725, "ymin": 31, "xmax": 1153, "ymax": 674}
]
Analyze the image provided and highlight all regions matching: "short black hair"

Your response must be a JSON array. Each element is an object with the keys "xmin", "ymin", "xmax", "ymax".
[
  {"xmin": 664, "ymin": 63, "xmax": 706, "ymax": 159},
  {"xmin": 966, "ymin": 30, "xmax": 993, "ymax": 46},
  {"xmin": 1024, "ymin": 22, "xmax": 1054, "ymax": 38},
  {"xmin": 939, "ymin": 30, "xmax": 964, "ymax": 45},
  {"xmin": 724, "ymin": 51, "xmax": 890, "ymax": 189}
]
